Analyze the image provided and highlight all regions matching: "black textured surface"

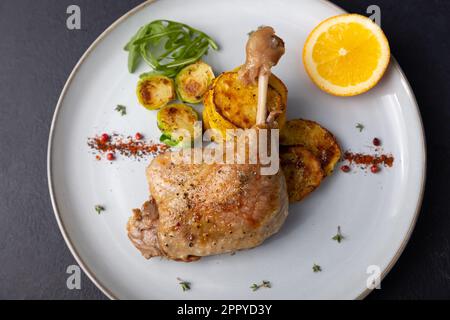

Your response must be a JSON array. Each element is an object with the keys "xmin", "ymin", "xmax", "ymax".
[{"xmin": 0, "ymin": 0, "xmax": 449, "ymax": 300}]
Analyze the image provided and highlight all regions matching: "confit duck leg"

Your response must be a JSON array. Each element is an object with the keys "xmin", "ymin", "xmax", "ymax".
[{"xmin": 128, "ymin": 26, "xmax": 288, "ymax": 261}]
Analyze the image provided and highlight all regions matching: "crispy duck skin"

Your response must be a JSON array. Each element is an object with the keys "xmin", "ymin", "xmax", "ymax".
[
  {"xmin": 127, "ymin": 156, "xmax": 288, "ymax": 261},
  {"xmin": 141, "ymin": 153, "xmax": 288, "ymax": 261},
  {"xmin": 127, "ymin": 199, "xmax": 162, "ymax": 259}
]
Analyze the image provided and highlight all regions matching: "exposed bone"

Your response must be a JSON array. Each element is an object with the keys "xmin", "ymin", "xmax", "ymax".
[{"xmin": 256, "ymin": 71, "xmax": 271, "ymax": 126}]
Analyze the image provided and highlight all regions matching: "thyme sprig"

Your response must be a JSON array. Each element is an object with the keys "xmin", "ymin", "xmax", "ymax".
[
  {"xmin": 94, "ymin": 205, "xmax": 105, "ymax": 215},
  {"xmin": 250, "ymin": 280, "xmax": 271, "ymax": 291},
  {"xmin": 332, "ymin": 226, "xmax": 344, "ymax": 243},
  {"xmin": 356, "ymin": 123, "xmax": 364, "ymax": 132},
  {"xmin": 177, "ymin": 278, "xmax": 191, "ymax": 291}
]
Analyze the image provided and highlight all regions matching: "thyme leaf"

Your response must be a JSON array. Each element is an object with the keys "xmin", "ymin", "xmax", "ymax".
[
  {"xmin": 94, "ymin": 205, "xmax": 105, "ymax": 215},
  {"xmin": 115, "ymin": 105, "xmax": 127, "ymax": 116},
  {"xmin": 312, "ymin": 264, "xmax": 322, "ymax": 273},
  {"xmin": 356, "ymin": 123, "xmax": 364, "ymax": 132}
]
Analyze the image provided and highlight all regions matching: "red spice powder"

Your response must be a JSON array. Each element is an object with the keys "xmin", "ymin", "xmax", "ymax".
[
  {"xmin": 87, "ymin": 133, "xmax": 169, "ymax": 160},
  {"xmin": 343, "ymin": 151, "xmax": 394, "ymax": 167}
]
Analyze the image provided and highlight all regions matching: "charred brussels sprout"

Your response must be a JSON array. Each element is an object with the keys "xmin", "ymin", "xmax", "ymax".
[
  {"xmin": 175, "ymin": 61, "xmax": 215, "ymax": 103},
  {"xmin": 136, "ymin": 75, "xmax": 176, "ymax": 110},
  {"xmin": 157, "ymin": 103, "xmax": 199, "ymax": 147}
]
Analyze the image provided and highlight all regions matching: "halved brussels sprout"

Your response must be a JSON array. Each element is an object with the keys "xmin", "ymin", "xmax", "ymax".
[
  {"xmin": 157, "ymin": 103, "xmax": 199, "ymax": 147},
  {"xmin": 136, "ymin": 75, "xmax": 176, "ymax": 110},
  {"xmin": 175, "ymin": 61, "xmax": 215, "ymax": 103}
]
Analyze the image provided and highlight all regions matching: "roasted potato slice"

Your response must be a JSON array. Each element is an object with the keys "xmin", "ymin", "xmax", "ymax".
[
  {"xmin": 280, "ymin": 146, "xmax": 324, "ymax": 203},
  {"xmin": 213, "ymin": 72, "xmax": 285, "ymax": 128},
  {"xmin": 203, "ymin": 71, "xmax": 287, "ymax": 140},
  {"xmin": 202, "ymin": 98, "xmax": 211, "ymax": 130},
  {"xmin": 280, "ymin": 119, "xmax": 341, "ymax": 176},
  {"xmin": 203, "ymin": 88, "xmax": 237, "ymax": 140},
  {"xmin": 175, "ymin": 61, "xmax": 215, "ymax": 103}
]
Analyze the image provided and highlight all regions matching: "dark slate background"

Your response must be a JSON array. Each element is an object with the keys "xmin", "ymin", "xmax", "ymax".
[{"xmin": 0, "ymin": 0, "xmax": 449, "ymax": 300}]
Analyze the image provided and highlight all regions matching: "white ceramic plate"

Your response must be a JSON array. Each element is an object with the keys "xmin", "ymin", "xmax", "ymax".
[{"xmin": 48, "ymin": 0, "xmax": 426, "ymax": 299}]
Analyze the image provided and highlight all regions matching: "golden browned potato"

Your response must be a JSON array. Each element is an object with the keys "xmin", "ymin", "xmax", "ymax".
[
  {"xmin": 280, "ymin": 119, "xmax": 341, "ymax": 176},
  {"xmin": 202, "ymin": 97, "xmax": 211, "ymax": 130},
  {"xmin": 203, "ymin": 71, "xmax": 287, "ymax": 140},
  {"xmin": 280, "ymin": 146, "xmax": 324, "ymax": 203},
  {"xmin": 202, "ymin": 88, "xmax": 236, "ymax": 141}
]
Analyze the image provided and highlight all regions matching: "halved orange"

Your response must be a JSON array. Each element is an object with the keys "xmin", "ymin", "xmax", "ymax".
[{"xmin": 303, "ymin": 14, "xmax": 390, "ymax": 96}]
